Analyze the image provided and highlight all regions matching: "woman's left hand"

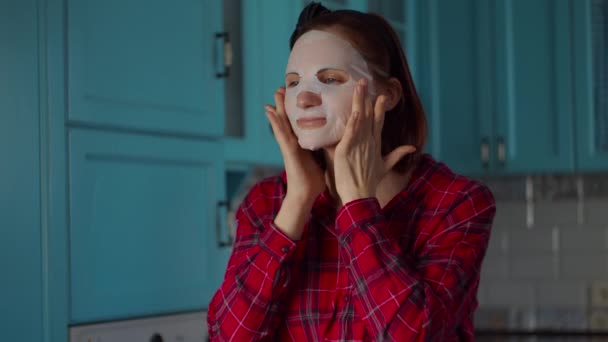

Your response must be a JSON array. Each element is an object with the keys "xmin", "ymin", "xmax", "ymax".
[{"xmin": 334, "ymin": 78, "xmax": 416, "ymax": 204}]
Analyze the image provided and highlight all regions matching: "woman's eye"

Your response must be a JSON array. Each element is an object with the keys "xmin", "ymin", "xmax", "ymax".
[
  {"xmin": 319, "ymin": 73, "xmax": 345, "ymax": 85},
  {"xmin": 287, "ymin": 80, "xmax": 299, "ymax": 88}
]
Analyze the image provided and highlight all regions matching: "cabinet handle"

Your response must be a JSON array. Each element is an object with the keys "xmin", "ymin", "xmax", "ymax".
[
  {"xmin": 497, "ymin": 136, "xmax": 506, "ymax": 165},
  {"xmin": 481, "ymin": 137, "xmax": 490, "ymax": 169},
  {"xmin": 216, "ymin": 201, "xmax": 233, "ymax": 248},
  {"xmin": 215, "ymin": 32, "xmax": 232, "ymax": 78}
]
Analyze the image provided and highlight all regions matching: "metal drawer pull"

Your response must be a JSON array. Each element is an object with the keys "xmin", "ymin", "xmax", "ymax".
[
  {"xmin": 481, "ymin": 137, "xmax": 490, "ymax": 169},
  {"xmin": 497, "ymin": 136, "xmax": 506, "ymax": 164},
  {"xmin": 215, "ymin": 32, "xmax": 232, "ymax": 78}
]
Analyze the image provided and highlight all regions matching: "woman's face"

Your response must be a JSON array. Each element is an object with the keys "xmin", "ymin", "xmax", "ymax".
[{"xmin": 284, "ymin": 30, "xmax": 374, "ymax": 150}]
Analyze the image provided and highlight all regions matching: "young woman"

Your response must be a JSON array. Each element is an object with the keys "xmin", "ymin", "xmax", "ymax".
[{"xmin": 208, "ymin": 3, "xmax": 496, "ymax": 341}]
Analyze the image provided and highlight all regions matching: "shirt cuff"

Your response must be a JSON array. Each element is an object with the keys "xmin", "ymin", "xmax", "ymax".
[
  {"xmin": 258, "ymin": 219, "xmax": 299, "ymax": 263},
  {"xmin": 335, "ymin": 198, "xmax": 383, "ymax": 237}
]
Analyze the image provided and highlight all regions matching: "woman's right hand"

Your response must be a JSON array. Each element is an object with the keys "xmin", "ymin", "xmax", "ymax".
[{"xmin": 265, "ymin": 87, "xmax": 326, "ymax": 204}]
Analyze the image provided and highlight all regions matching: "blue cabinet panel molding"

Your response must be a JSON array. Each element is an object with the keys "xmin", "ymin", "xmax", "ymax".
[
  {"xmin": 69, "ymin": 129, "xmax": 229, "ymax": 323},
  {"xmin": 67, "ymin": 0, "xmax": 225, "ymax": 137},
  {"xmin": 573, "ymin": 0, "xmax": 608, "ymax": 170},
  {"xmin": 0, "ymin": 0, "xmax": 44, "ymax": 340}
]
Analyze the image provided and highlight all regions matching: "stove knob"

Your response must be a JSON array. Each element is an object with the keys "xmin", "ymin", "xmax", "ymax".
[{"xmin": 150, "ymin": 333, "xmax": 163, "ymax": 342}]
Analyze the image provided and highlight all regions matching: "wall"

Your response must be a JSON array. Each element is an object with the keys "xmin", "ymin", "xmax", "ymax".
[{"xmin": 475, "ymin": 174, "xmax": 608, "ymax": 331}]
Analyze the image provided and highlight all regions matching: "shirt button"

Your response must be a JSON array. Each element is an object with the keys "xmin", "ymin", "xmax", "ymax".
[
  {"xmin": 343, "ymin": 295, "xmax": 349, "ymax": 302},
  {"xmin": 281, "ymin": 246, "xmax": 289, "ymax": 253}
]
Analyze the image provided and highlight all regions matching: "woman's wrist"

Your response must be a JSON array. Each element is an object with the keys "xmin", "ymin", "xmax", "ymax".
[
  {"xmin": 339, "ymin": 189, "xmax": 373, "ymax": 205},
  {"xmin": 274, "ymin": 193, "xmax": 316, "ymax": 240}
]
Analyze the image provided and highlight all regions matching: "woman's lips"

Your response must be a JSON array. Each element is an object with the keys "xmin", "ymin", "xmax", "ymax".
[{"xmin": 296, "ymin": 117, "xmax": 327, "ymax": 129}]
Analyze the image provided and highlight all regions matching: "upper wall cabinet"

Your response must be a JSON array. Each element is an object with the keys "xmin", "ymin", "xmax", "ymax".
[
  {"xmin": 415, "ymin": 0, "xmax": 488, "ymax": 175},
  {"xmin": 67, "ymin": 0, "xmax": 225, "ymax": 137},
  {"xmin": 573, "ymin": 0, "xmax": 608, "ymax": 170},
  {"xmin": 420, "ymin": 0, "xmax": 576, "ymax": 175},
  {"xmin": 223, "ymin": 0, "xmax": 299, "ymax": 166},
  {"xmin": 492, "ymin": 0, "xmax": 575, "ymax": 173}
]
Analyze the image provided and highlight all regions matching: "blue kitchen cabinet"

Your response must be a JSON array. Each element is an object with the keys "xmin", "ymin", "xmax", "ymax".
[
  {"xmin": 67, "ymin": 0, "xmax": 225, "ymax": 137},
  {"xmin": 69, "ymin": 129, "xmax": 231, "ymax": 323},
  {"xmin": 62, "ymin": 0, "xmax": 233, "ymax": 325},
  {"xmin": 414, "ymin": 0, "xmax": 490, "ymax": 175},
  {"xmin": 2, "ymin": 0, "xmax": 234, "ymax": 334},
  {"xmin": 492, "ymin": 0, "xmax": 575, "ymax": 173},
  {"xmin": 0, "ymin": 0, "xmax": 44, "ymax": 340},
  {"xmin": 224, "ymin": 0, "xmax": 303, "ymax": 166},
  {"xmin": 420, "ymin": 0, "xmax": 575, "ymax": 175},
  {"xmin": 573, "ymin": 0, "xmax": 608, "ymax": 170}
]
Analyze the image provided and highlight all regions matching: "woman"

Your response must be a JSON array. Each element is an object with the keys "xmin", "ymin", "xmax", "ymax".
[{"xmin": 208, "ymin": 3, "xmax": 495, "ymax": 341}]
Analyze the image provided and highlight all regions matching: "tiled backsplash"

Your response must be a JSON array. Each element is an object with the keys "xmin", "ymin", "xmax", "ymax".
[{"xmin": 475, "ymin": 174, "xmax": 608, "ymax": 331}]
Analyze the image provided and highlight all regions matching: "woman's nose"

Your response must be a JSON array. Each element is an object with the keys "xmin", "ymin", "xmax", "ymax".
[{"xmin": 296, "ymin": 91, "xmax": 322, "ymax": 109}]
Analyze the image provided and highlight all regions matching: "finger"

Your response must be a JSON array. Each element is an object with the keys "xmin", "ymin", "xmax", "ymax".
[
  {"xmin": 274, "ymin": 88, "xmax": 287, "ymax": 116},
  {"xmin": 341, "ymin": 109, "xmax": 361, "ymax": 148},
  {"xmin": 373, "ymin": 95, "xmax": 387, "ymax": 139},
  {"xmin": 365, "ymin": 96, "xmax": 380, "ymax": 138},
  {"xmin": 270, "ymin": 89, "xmax": 298, "ymax": 136},
  {"xmin": 383, "ymin": 145, "xmax": 417, "ymax": 172},
  {"xmin": 351, "ymin": 78, "xmax": 365, "ymax": 123},
  {"xmin": 265, "ymin": 110, "xmax": 281, "ymax": 139},
  {"xmin": 265, "ymin": 104, "xmax": 276, "ymax": 113},
  {"xmin": 266, "ymin": 109, "xmax": 299, "ymax": 154}
]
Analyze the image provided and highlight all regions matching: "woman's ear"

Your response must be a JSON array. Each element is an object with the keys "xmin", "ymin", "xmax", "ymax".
[{"xmin": 381, "ymin": 77, "xmax": 403, "ymax": 111}]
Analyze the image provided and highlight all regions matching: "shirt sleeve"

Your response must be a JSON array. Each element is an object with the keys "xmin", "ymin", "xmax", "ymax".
[
  {"xmin": 335, "ymin": 182, "xmax": 496, "ymax": 341},
  {"xmin": 207, "ymin": 182, "xmax": 301, "ymax": 341}
]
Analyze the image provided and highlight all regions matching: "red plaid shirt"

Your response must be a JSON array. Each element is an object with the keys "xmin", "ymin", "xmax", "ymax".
[{"xmin": 208, "ymin": 154, "xmax": 496, "ymax": 341}]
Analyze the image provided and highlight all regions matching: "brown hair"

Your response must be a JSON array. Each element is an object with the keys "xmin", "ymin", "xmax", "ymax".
[{"xmin": 290, "ymin": 2, "xmax": 427, "ymax": 173}]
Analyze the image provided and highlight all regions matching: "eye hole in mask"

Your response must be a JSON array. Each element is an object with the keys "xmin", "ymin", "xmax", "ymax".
[{"xmin": 285, "ymin": 69, "xmax": 350, "ymax": 89}]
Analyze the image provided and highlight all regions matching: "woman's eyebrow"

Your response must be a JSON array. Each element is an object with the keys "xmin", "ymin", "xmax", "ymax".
[
  {"xmin": 316, "ymin": 67, "xmax": 346, "ymax": 73},
  {"xmin": 285, "ymin": 71, "xmax": 300, "ymax": 77}
]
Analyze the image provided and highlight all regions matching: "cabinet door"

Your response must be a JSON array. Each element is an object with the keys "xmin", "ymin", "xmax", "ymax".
[
  {"xmin": 224, "ymin": 0, "xmax": 299, "ymax": 165},
  {"xmin": 573, "ymin": 0, "xmax": 608, "ymax": 170},
  {"xmin": 0, "ymin": 0, "xmax": 43, "ymax": 340},
  {"xmin": 69, "ymin": 129, "xmax": 230, "ymax": 323},
  {"xmin": 416, "ymin": 0, "xmax": 491, "ymax": 175},
  {"xmin": 67, "ymin": 0, "xmax": 225, "ymax": 137},
  {"xmin": 493, "ymin": 0, "xmax": 575, "ymax": 173}
]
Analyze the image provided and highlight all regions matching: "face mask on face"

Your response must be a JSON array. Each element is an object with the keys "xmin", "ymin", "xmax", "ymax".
[{"xmin": 284, "ymin": 30, "xmax": 375, "ymax": 150}]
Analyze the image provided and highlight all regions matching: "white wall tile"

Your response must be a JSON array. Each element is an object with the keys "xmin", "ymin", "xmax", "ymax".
[
  {"xmin": 510, "ymin": 254, "xmax": 558, "ymax": 279},
  {"xmin": 585, "ymin": 199, "xmax": 608, "ymax": 226},
  {"xmin": 560, "ymin": 227, "xmax": 608, "ymax": 252},
  {"xmin": 493, "ymin": 201, "xmax": 526, "ymax": 229},
  {"xmin": 535, "ymin": 200, "xmax": 579, "ymax": 228},
  {"xmin": 560, "ymin": 253, "xmax": 608, "ymax": 279},
  {"xmin": 476, "ymin": 282, "xmax": 489, "ymax": 307},
  {"xmin": 482, "ymin": 281, "xmax": 535, "ymax": 308},
  {"xmin": 509, "ymin": 227, "xmax": 556, "ymax": 254},
  {"xmin": 480, "ymin": 256, "xmax": 509, "ymax": 280},
  {"xmin": 485, "ymin": 228, "xmax": 508, "ymax": 258},
  {"xmin": 534, "ymin": 280, "xmax": 588, "ymax": 308}
]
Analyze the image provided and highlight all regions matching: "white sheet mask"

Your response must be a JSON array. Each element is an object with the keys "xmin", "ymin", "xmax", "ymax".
[{"xmin": 285, "ymin": 30, "xmax": 375, "ymax": 150}]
